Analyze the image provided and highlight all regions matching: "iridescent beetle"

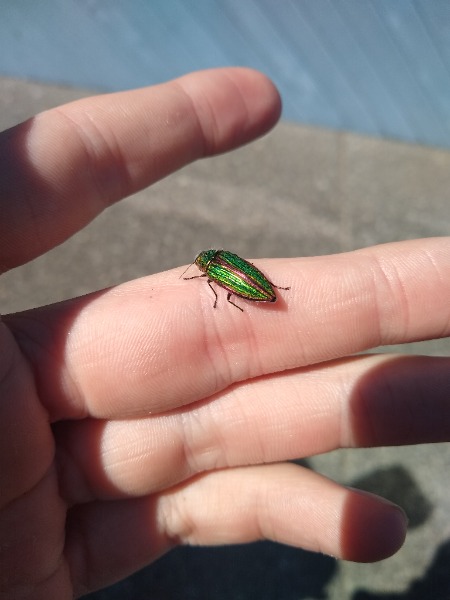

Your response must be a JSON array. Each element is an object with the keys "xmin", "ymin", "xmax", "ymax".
[{"xmin": 181, "ymin": 249, "xmax": 289, "ymax": 312}]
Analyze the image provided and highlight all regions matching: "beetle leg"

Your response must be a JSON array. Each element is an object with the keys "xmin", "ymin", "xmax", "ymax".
[
  {"xmin": 268, "ymin": 279, "xmax": 290, "ymax": 291},
  {"xmin": 227, "ymin": 292, "xmax": 244, "ymax": 312},
  {"xmin": 207, "ymin": 279, "xmax": 219, "ymax": 308},
  {"xmin": 183, "ymin": 274, "xmax": 207, "ymax": 280}
]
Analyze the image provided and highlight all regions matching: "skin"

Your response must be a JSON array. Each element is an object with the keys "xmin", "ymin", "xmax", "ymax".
[{"xmin": 1, "ymin": 67, "xmax": 450, "ymax": 599}]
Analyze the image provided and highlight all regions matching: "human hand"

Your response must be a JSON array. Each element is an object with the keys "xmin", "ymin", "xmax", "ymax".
[{"xmin": 2, "ymin": 67, "xmax": 450, "ymax": 600}]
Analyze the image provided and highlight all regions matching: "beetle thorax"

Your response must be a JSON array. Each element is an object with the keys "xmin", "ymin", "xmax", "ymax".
[{"xmin": 195, "ymin": 249, "xmax": 218, "ymax": 272}]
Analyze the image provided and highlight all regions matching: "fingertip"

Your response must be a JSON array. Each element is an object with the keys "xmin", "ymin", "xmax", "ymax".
[
  {"xmin": 341, "ymin": 488, "xmax": 408, "ymax": 562},
  {"xmin": 223, "ymin": 67, "xmax": 282, "ymax": 134},
  {"xmin": 176, "ymin": 67, "xmax": 281, "ymax": 153}
]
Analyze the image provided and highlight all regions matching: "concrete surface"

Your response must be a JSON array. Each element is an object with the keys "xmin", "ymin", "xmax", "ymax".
[{"xmin": 1, "ymin": 76, "xmax": 450, "ymax": 600}]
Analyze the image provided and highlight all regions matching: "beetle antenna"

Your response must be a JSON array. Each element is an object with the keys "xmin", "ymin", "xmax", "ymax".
[{"xmin": 179, "ymin": 261, "xmax": 195, "ymax": 279}]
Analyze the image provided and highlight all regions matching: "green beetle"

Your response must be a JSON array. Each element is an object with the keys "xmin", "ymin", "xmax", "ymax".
[{"xmin": 182, "ymin": 249, "xmax": 289, "ymax": 312}]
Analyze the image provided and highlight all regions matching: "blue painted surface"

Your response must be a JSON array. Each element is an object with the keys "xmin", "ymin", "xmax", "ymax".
[{"xmin": 1, "ymin": 1, "xmax": 450, "ymax": 147}]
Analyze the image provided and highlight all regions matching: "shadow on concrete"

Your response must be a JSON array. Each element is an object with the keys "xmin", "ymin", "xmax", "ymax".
[
  {"xmin": 85, "ymin": 541, "xmax": 337, "ymax": 600},
  {"xmin": 352, "ymin": 539, "xmax": 450, "ymax": 600}
]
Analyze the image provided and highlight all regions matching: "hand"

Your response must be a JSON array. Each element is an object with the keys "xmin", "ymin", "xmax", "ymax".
[{"xmin": 1, "ymin": 67, "xmax": 450, "ymax": 599}]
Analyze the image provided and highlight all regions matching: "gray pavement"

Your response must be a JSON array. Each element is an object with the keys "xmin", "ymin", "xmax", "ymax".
[{"xmin": 1, "ymin": 76, "xmax": 450, "ymax": 600}]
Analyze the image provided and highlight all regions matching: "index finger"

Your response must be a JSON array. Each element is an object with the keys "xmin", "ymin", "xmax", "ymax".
[
  {"xmin": 0, "ymin": 68, "xmax": 281, "ymax": 271},
  {"xmin": 6, "ymin": 237, "xmax": 450, "ymax": 420}
]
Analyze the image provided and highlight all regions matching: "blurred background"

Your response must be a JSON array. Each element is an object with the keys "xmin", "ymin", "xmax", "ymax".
[
  {"xmin": 1, "ymin": 2, "xmax": 450, "ymax": 599},
  {"xmin": 3, "ymin": 1, "xmax": 450, "ymax": 147}
]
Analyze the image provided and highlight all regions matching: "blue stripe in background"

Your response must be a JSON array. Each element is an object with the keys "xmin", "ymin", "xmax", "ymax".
[{"xmin": 1, "ymin": 0, "xmax": 450, "ymax": 148}]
